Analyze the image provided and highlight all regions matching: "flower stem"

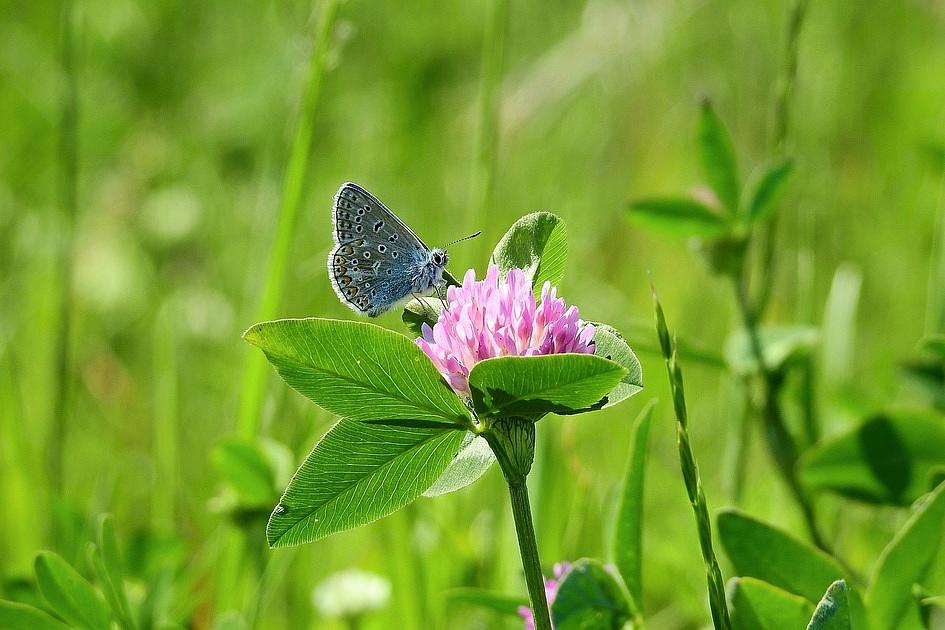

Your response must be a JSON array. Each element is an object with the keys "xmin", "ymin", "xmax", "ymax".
[
  {"xmin": 507, "ymin": 481, "xmax": 552, "ymax": 630},
  {"xmin": 484, "ymin": 418, "xmax": 552, "ymax": 630}
]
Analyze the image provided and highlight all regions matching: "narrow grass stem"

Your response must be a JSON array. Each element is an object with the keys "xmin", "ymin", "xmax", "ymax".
[
  {"xmin": 50, "ymin": 0, "xmax": 79, "ymax": 501},
  {"xmin": 236, "ymin": 0, "xmax": 341, "ymax": 437},
  {"xmin": 468, "ymin": 0, "xmax": 508, "ymax": 257},
  {"xmin": 653, "ymin": 293, "xmax": 731, "ymax": 630}
]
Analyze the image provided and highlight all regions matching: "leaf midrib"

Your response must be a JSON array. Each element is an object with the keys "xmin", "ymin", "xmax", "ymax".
[{"xmin": 263, "ymin": 343, "xmax": 467, "ymax": 424}]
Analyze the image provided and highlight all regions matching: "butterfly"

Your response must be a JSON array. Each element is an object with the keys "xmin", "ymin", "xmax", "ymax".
[{"xmin": 328, "ymin": 182, "xmax": 479, "ymax": 317}]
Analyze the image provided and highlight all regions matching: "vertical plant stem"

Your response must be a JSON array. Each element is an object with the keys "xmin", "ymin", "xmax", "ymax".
[
  {"xmin": 468, "ymin": 0, "xmax": 508, "ymax": 253},
  {"xmin": 731, "ymin": 276, "xmax": 827, "ymax": 551},
  {"xmin": 237, "ymin": 0, "xmax": 341, "ymax": 437},
  {"xmin": 653, "ymin": 290, "xmax": 731, "ymax": 630},
  {"xmin": 507, "ymin": 481, "xmax": 551, "ymax": 630},
  {"xmin": 50, "ymin": 0, "xmax": 79, "ymax": 501},
  {"xmin": 484, "ymin": 418, "xmax": 551, "ymax": 630}
]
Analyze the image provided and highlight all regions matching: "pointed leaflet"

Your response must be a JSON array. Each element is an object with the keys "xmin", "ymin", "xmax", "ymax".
[
  {"xmin": 799, "ymin": 411, "xmax": 945, "ymax": 506},
  {"xmin": 491, "ymin": 212, "xmax": 568, "ymax": 293},
  {"xmin": 422, "ymin": 432, "xmax": 495, "ymax": 497},
  {"xmin": 267, "ymin": 420, "xmax": 466, "ymax": 547},
  {"xmin": 717, "ymin": 509, "xmax": 845, "ymax": 602},
  {"xmin": 807, "ymin": 581, "xmax": 852, "ymax": 630},
  {"xmin": 468, "ymin": 354, "xmax": 627, "ymax": 420},
  {"xmin": 746, "ymin": 159, "xmax": 794, "ymax": 222},
  {"xmin": 244, "ymin": 318, "xmax": 469, "ymax": 426},
  {"xmin": 698, "ymin": 98, "xmax": 740, "ymax": 214},
  {"xmin": 728, "ymin": 577, "xmax": 815, "ymax": 630},
  {"xmin": 866, "ymin": 480, "xmax": 945, "ymax": 630},
  {"xmin": 612, "ymin": 400, "xmax": 656, "ymax": 614},
  {"xmin": 35, "ymin": 551, "xmax": 112, "ymax": 630},
  {"xmin": 627, "ymin": 198, "xmax": 730, "ymax": 238}
]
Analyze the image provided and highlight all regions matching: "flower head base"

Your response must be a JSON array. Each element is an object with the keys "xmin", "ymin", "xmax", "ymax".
[
  {"xmin": 416, "ymin": 265, "xmax": 596, "ymax": 396},
  {"xmin": 518, "ymin": 562, "xmax": 571, "ymax": 629}
]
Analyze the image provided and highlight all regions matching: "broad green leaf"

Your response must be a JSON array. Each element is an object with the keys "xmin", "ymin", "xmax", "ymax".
[
  {"xmin": 799, "ymin": 411, "xmax": 945, "ymax": 506},
  {"xmin": 91, "ymin": 515, "xmax": 135, "ymax": 630},
  {"xmin": 867, "ymin": 480, "xmax": 945, "ymax": 630},
  {"xmin": 745, "ymin": 158, "xmax": 795, "ymax": 222},
  {"xmin": 267, "ymin": 420, "xmax": 465, "ymax": 547},
  {"xmin": 807, "ymin": 580, "xmax": 851, "ymax": 630},
  {"xmin": 423, "ymin": 432, "xmax": 495, "ymax": 497},
  {"xmin": 591, "ymin": 324, "xmax": 644, "ymax": 408},
  {"xmin": 725, "ymin": 325, "xmax": 819, "ymax": 376},
  {"xmin": 0, "ymin": 600, "xmax": 70, "ymax": 630},
  {"xmin": 211, "ymin": 438, "xmax": 277, "ymax": 506},
  {"xmin": 445, "ymin": 588, "xmax": 528, "ymax": 617},
  {"xmin": 612, "ymin": 400, "xmax": 655, "ymax": 612},
  {"xmin": 728, "ymin": 577, "xmax": 814, "ymax": 630},
  {"xmin": 244, "ymin": 318, "xmax": 469, "ymax": 426},
  {"xmin": 550, "ymin": 558, "xmax": 631, "ymax": 630},
  {"xmin": 717, "ymin": 509, "xmax": 844, "ymax": 602},
  {"xmin": 490, "ymin": 211, "xmax": 568, "ymax": 293},
  {"xmin": 402, "ymin": 297, "xmax": 443, "ymax": 337},
  {"xmin": 627, "ymin": 198, "xmax": 730, "ymax": 238},
  {"xmin": 698, "ymin": 99, "xmax": 740, "ymax": 213},
  {"xmin": 468, "ymin": 354, "xmax": 627, "ymax": 420},
  {"xmin": 34, "ymin": 551, "xmax": 111, "ymax": 630}
]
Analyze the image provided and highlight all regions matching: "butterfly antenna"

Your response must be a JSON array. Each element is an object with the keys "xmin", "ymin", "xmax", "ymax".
[{"xmin": 443, "ymin": 231, "xmax": 482, "ymax": 248}]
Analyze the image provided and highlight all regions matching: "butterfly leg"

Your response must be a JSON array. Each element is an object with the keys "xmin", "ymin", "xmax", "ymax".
[{"xmin": 434, "ymin": 282, "xmax": 449, "ymax": 311}]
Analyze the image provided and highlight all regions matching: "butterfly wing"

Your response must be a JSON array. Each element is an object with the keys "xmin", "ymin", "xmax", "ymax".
[{"xmin": 329, "ymin": 182, "xmax": 430, "ymax": 316}]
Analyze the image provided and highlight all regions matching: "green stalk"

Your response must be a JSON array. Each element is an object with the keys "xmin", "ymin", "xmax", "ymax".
[
  {"xmin": 236, "ymin": 0, "xmax": 341, "ymax": 437},
  {"xmin": 484, "ymin": 418, "xmax": 551, "ymax": 630},
  {"xmin": 731, "ymin": 276, "xmax": 826, "ymax": 551},
  {"xmin": 468, "ymin": 0, "xmax": 508, "ymax": 255},
  {"xmin": 50, "ymin": 0, "xmax": 79, "ymax": 500},
  {"xmin": 653, "ymin": 290, "xmax": 731, "ymax": 630}
]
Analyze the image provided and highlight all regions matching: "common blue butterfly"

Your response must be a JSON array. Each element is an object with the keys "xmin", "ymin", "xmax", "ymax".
[{"xmin": 328, "ymin": 182, "xmax": 478, "ymax": 317}]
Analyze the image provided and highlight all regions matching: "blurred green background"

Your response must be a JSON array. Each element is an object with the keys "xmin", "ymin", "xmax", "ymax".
[{"xmin": 2, "ymin": 0, "xmax": 945, "ymax": 627}]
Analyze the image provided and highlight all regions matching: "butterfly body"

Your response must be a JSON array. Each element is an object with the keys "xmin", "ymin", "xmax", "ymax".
[{"xmin": 328, "ymin": 182, "xmax": 450, "ymax": 317}]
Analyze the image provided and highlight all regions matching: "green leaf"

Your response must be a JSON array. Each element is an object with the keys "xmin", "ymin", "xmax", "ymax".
[
  {"xmin": 445, "ymin": 588, "xmax": 528, "ymax": 617},
  {"xmin": 725, "ymin": 325, "xmax": 819, "ymax": 376},
  {"xmin": 591, "ymin": 324, "xmax": 644, "ymax": 408},
  {"xmin": 402, "ymin": 297, "xmax": 443, "ymax": 337},
  {"xmin": 698, "ymin": 98, "xmax": 740, "ymax": 213},
  {"xmin": 717, "ymin": 509, "xmax": 845, "ymax": 602},
  {"xmin": 243, "ymin": 318, "xmax": 469, "ymax": 426},
  {"xmin": 468, "ymin": 354, "xmax": 628, "ymax": 420},
  {"xmin": 422, "ymin": 432, "xmax": 495, "ymax": 497},
  {"xmin": 807, "ymin": 580, "xmax": 852, "ymax": 630},
  {"xmin": 490, "ymin": 211, "xmax": 568, "ymax": 293},
  {"xmin": 627, "ymin": 198, "xmax": 730, "ymax": 238},
  {"xmin": 34, "ymin": 551, "xmax": 112, "ymax": 630},
  {"xmin": 550, "ymin": 558, "xmax": 632, "ymax": 630},
  {"xmin": 746, "ymin": 158, "xmax": 795, "ymax": 222},
  {"xmin": 211, "ymin": 438, "xmax": 277, "ymax": 506},
  {"xmin": 867, "ymin": 480, "xmax": 945, "ymax": 630},
  {"xmin": 799, "ymin": 411, "xmax": 945, "ymax": 506},
  {"xmin": 0, "ymin": 600, "xmax": 71, "ymax": 630},
  {"xmin": 612, "ymin": 400, "xmax": 655, "ymax": 612},
  {"xmin": 91, "ymin": 515, "xmax": 135, "ymax": 630},
  {"xmin": 267, "ymin": 420, "xmax": 466, "ymax": 547},
  {"xmin": 728, "ymin": 577, "xmax": 815, "ymax": 630}
]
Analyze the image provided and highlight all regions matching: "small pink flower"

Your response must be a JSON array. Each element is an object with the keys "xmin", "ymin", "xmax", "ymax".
[
  {"xmin": 415, "ymin": 265, "xmax": 596, "ymax": 397},
  {"xmin": 518, "ymin": 562, "xmax": 572, "ymax": 630}
]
